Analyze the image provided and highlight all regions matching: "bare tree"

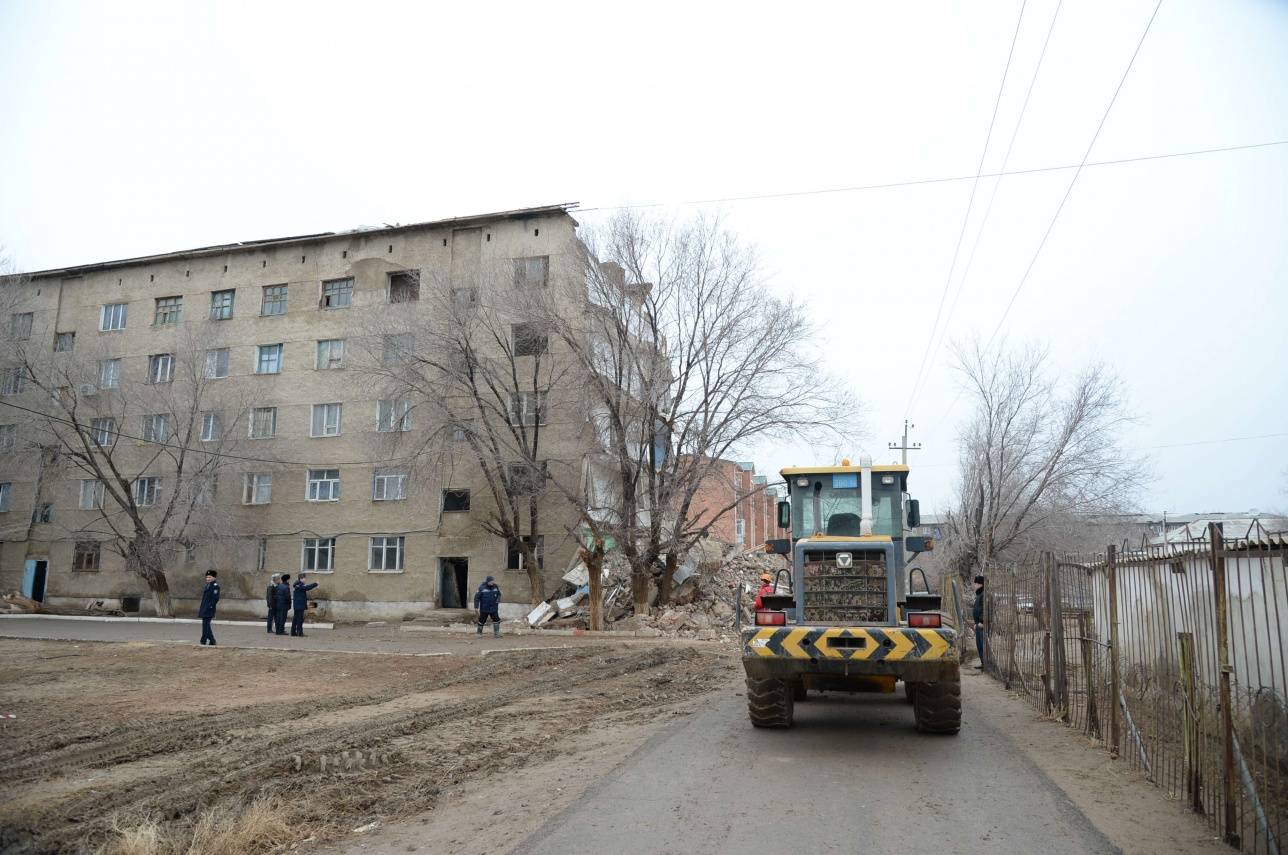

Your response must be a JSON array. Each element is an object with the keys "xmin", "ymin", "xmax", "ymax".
[
  {"xmin": 945, "ymin": 339, "xmax": 1146, "ymax": 576},
  {"xmin": 0, "ymin": 287, "xmax": 253, "ymax": 616},
  {"xmin": 547, "ymin": 212, "xmax": 858, "ymax": 610}
]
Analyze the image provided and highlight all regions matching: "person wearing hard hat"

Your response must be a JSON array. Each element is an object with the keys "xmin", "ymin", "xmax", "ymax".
[{"xmin": 753, "ymin": 573, "xmax": 776, "ymax": 610}]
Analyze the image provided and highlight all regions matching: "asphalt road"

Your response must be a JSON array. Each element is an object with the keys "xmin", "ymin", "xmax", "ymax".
[{"xmin": 516, "ymin": 683, "xmax": 1117, "ymax": 855}]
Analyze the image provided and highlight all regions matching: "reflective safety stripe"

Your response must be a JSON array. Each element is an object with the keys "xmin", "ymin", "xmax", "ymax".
[{"xmin": 741, "ymin": 626, "xmax": 955, "ymax": 661}]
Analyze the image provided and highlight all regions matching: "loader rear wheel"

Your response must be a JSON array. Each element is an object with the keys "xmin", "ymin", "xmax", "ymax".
[
  {"xmin": 746, "ymin": 677, "xmax": 794, "ymax": 728},
  {"xmin": 911, "ymin": 667, "xmax": 961, "ymax": 734}
]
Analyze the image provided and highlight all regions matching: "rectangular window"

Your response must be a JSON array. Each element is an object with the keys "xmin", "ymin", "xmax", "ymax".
[
  {"xmin": 100, "ymin": 302, "xmax": 128, "ymax": 331},
  {"xmin": 255, "ymin": 344, "xmax": 283, "ymax": 374},
  {"xmin": 372, "ymin": 467, "xmax": 407, "ymax": 501},
  {"xmin": 1, "ymin": 367, "xmax": 26, "ymax": 396},
  {"xmin": 302, "ymin": 537, "xmax": 336, "ymax": 572},
  {"xmin": 451, "ymin": 287, "xmax": 478, "ymax": 313},
  {"xmin": 381, "ymin": 333, "xmax": 414, "ymax": 365},
  {"xmin": 442, "ymin": 488, "xmax": 470, "ymax": 512},
  {"xmin": 209, "ymin": 289, "xmax": 235, "ymax": 320},
  {"xmin": 147, "ymin": 353, "xmax": 175, "ymax": 384},
  {"xmin": 91, "ymin": 417, "xmax": 116, "ymax": 446},
  {"xmin": 376, "ymin": 397, "xmax": 412, "ymax": 432},
  {"xmin": 201, "ymin": 412, "xmax": 223, "ymax": 442},
  {"xmin": 133, "ymin": 476, "xmax": 160, "ymax": 507},
  {"xmin": 142, "ymin": 413, "xmax": 172, "ymax": 443},
  {"xmin": 507, "ymin": 461, "xmax": 545, "ymax": 495},
  {"xmin": 513, "ymin": 256, "xmax": 549, "ymax": 288},
  {"xmin": 320, "ymin": 278, "xmax": 353, "ymax": 309},
  {"xmin": 99, "ymin": 358, "xmax": 122, "ymax": 389},
  {"xmin": 256, "ymin": 537, "xmax": 268, "ymax": 572},
  {"xmin": 508, "ymin": 390, "xmax": 548, "ymax": 426},
  {"xmin": 243, "ymin": 472, "xmax": 272, "ymax": 505},
  {"xmin": 54, "ymin": 331, "xmax": 75, "ymax": 352},
  {"xmin": 369, "ymin": 535, "xmax": 404, "ymax": 571},
  {"xmin": 0, "ymin": 482, "xmax": 10, "ymax": 512},
  {"xmin": 310, "ymin": 403, "xmax": 343, "ymax": 437},
  {"xmin": 315, "ymin": 339, "xmax": 345, "ymax": 370},
  {"xmin": 205, "ymin": 348, "xmax": 230, "ymax": 379},
  {"xmin": 73, "ymin": 541, "xmax": 101, "ymax": 571},
  {"xmin": 33, "ymin": 502, "xmax": 54, "ymax": 524},
  {"xmin": 307, "ymin": 468, "xmax": 340, "ymax": 501},
  {"xmin": 507, "ymin": 535, "xmax": 544, "ymax": 571},
  {"xmin": 735, "ymin": 517, "xmax": 746, "ymax": 545},
  {"xmin": 191, "ymin": 476, "xmax": 217, "ymax": 506},
  {"xmin": 154, "ymin": 296, "xmax": 182, "ymax": 325},
  {"xmin": 249, "ymin": 407, "xmax": 278, "ymax": 438},
  {"xmin": 512, "ymin": 323, "xmax": 549, "ymax": 357},
  {"xmin": 0, "ymin": 424, "xmax": 14, "ymax": 453},
  {"xmin": 261, "ymin": 284, "xmax": 288, "ymax": 316},
  {"xmin": 10, "ymin": 313, "xmax": 33, "ymax": 340},
  {"xmin": 79, "ymin": 479, "xmax": 105, "ymax": 510},
  {"xmin": 388, "ymin": 271, "xmax": 420, "ymax": 303}
]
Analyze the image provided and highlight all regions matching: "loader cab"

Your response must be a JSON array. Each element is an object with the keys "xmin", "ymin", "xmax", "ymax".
[{"xmin": 777, "ymin": 459, "xmax": 912, "ymax": 544}]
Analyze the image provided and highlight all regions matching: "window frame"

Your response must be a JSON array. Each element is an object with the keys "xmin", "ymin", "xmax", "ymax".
[
  {"xmin": 320, "ymin": 278, "xmax": 354, "ymax": 309},
  {"xmin": 142, "ymin": 413, "xmax": 172, "ymax": 443},
  {"xmin": 0, "ymin": 482, "xmax": 10, "ymax": 513},
  {"xmin": 508, "ymin": 390, "xmax": 549, "ymax": 427},
  {"xmin": 255, "ymin": 343, "xmax": 283, "ymax": 375},
  {"xmin": 381, "ymin": 333, "xmax": 414, "ymax": 366},
  {"xmin": 79, "ymin": 479, "xmax": 105, "ymax": 510},
  {"xmin": 1, "ymin": 367, "xmax": 27, "ymax": 396},
  {"xmin": 261, "ymin": 284, "xmax": 288, "ymax": 316},
  {"xmin": 249, "ymin": 406, "xmax": 278, "ymax": 439},
  {"xmin": 147, "ymin": 353, "xmax": 175, "ymax": 384},
  {"xmin": 133, "ymin": 476, "xmax": 160, "ymax": 507},
  {"xmin": 512, "ymin": 322, "xmax": 549, "ymax": 357},
  {"xmin": 200, "ymin": 411, "xmax": 223, "ymax": 442},
  {"xmin": 315, "ymin": 338, "xmax": 345, "ymax": 370},
  {"xmin": 369, "ymin": 535, "xmax": 405, "ymax": 572},
  {"xmin": 73, "ymin": 541, "xmax": 102, "ymax": 571},
  {"xmin": 90, "ymin": 417, "xmax": 116, "ymax": 447},
  {"xmin": 376, "ymin": 397, "xmax": 412, "ymax": 432},
  {"xmin": 506, "ymin": 535, "xmax": 545, "ymax": 571},
  {"xmin": 10, "ymin": 313, "xmax": 33, "ymax": 340},
  {"xmin": 99, "ymin": 358, "xmax": 122, "ymax": 389},
  {"xmin": 204, "ymin": 347, "xmax": 230, "ymax": 379},
  {"xmin": 513, "ymin": 255, "xmax": 550, "ymax": 288},
  {"xmin": 54, "ymin": 331, "xmax": 75, "ymax": 352},
  {"xmin": 209, "ymin": 289, "xmax": 236, "ymax": 320},
  {"xmin": 153, "ymin": 296, "xmax": 183, "ymax": 326},
  {"xmin": 388, "ymin": 271, "xmax": 420, "ymax": 303},
  {"xmin": 371, "ymin": 467, "xmax": 407, "ymax": 501},
  {"xmin": 310, "ymin": 402, "xmax": 343, "ymax": 438},
  {"xmin": 242, "ymin": 472, "xmax": 273, "ymax": 505},
  {"xmin": 100, "ymin": 302, "xmax": 128, "ymax": 331},
  {"xmin": 306, "ymin": 468, "xmax": 341, "ymax": 502},
  {"xmin": 301, "ymin": 536, "xmax": 337, "ymax": 572}
]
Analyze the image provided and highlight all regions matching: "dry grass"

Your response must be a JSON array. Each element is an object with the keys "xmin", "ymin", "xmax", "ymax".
[{"xmin": 98, "ymin": 799, "xmax": 293, "ymax": 855}]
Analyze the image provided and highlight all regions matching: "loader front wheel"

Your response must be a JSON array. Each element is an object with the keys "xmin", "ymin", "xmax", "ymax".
[
  {"xmin": 746, "ymin": 677, "xmax": 795, "ymax": 728},
  {"xmin": 911, "ymin": 667, "xmax": 961, "ymax": 734}
]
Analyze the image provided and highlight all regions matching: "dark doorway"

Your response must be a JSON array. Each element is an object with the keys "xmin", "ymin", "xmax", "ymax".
[
  {"xmin": 439, "ymin": 558, "xmax": 469, "ymax": 609},
  {"xmin": 23, "ymin": 559, "xmax": 48, "ymax": 602}
]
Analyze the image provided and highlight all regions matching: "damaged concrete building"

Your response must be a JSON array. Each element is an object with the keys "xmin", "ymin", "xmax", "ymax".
[{"xmin": 0, "ymin": 204, "xmax": 622, "ymax": 620}]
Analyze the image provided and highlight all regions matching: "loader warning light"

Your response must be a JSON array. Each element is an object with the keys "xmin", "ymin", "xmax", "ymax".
[
  {"xmin": 908, "ymin": 612, "xmax": 942, "ymax": 628},
  {"xmin": 755, "ymin": 611, "xmax": 787, "ymax": 626}
]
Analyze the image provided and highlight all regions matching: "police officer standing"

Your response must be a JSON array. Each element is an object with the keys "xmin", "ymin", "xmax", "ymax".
[
  {"xmin": 291, "ymin": 573, "xmax": 319, "ymax": 637},
  {"xmin": 273, "ymin": 573, "xmax": 292, "ymax": 635},
  {"xmin": 199, "ymin": 570, "xmax": 220, "ymax": 646},
  {"xmin": 266, "ymin": 573, "xmax": 281, "ymax": 634}
]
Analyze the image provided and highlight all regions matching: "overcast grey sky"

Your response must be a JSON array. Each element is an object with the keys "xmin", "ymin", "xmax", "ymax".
[{"xmin": 2, "ymin": 0, "xmax": 1285, "ymax": 517}]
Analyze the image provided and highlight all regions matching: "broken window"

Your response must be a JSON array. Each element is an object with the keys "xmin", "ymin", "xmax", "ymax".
[
  {"xmin": 388, "ymin": 271, "xmax": 420, "ymax": 303},
  {"xmin": 154, "ymin": 296, "xmax": 182, "ymax": 326},
  {"xmin": 369, "ymin": 535, "xmax": 404, "ymax": 571},
  {"xmin": 372, "ymin": 468, "xmax": 407, "ymax": 501},
  {"xmin": 10, "ymin": 313, "xmax": 33, "ymax": 340},
  {"xmin": 33, "ymin": 502, "xmax": 54, "ymax": 524},
  {"xmin": 210, "ymin": 289, "xmax": 236, "ymax": 320},
  {"xmin": 54, "ymin": 332, "xmax": 75, "ymax": 352},
  {"xmin": 442, "ymin": 488, "xmax": 470, "ymax": 512},
  {"xmin": 512, "ymin": 323, "xmax": 548, "ymax": 357},
  {"xmin": 261, "ymin": 284, "xmax": 288, "ymax": 316},
  {"xmin": 302, "ymin": 537, "xmax": 336, "ymax": 571},
  {"xmin": 513, "ymin": 256, "xmax": 549, "ymax": 288},
  {"xmin": 321, "ymin": 278, "xmax": 353, "ymax": 309},
  {"xmin": 506, "ymin": 461, "xmax": 545, "ymax": 495},
  {"xmin": 73, "ymin": 541, "xmax": 101, "ymax": 571},
  {"xmin": 506, "ymin": 535, "xmax": 544, "ymax": 571},
  {"xmin": 307, "ymin": 468, "xmax": 340, "ymax": 501}
]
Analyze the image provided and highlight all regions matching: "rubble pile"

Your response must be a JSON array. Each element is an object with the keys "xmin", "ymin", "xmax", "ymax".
[{"xmin": 526, "ymin": 541, "xmax": 787, "ymax": 639}]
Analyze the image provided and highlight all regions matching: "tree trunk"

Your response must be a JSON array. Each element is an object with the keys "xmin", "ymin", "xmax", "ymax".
[
  {"xmin": 523, "ymin": 549, "xmax": 544, "ymax": 605},
  {"xmin": 585, "ymin": 539, "xmax": 605, "ymax": 631},
  {"xmin": 656, "ymin": 551, "xmax": 679, "ymax": 605},
  {"xmin": 126, "ymin": 535, "xmax": 173, "ymax": 617},
  {"xmin": 631, "ymin": 563, "xmax": 651, "ymax": 615}
]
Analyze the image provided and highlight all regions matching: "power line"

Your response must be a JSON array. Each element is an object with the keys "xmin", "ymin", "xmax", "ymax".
[
  {"xmin": 983, "ymin": 0, "xmax": 1166, "ymax": 353},
  {"xmin": 575, "ymin": 139, "xmax": 1286, "ymax": 213},
  {"xmin": 906, "ymin": 0, "xmax": 1065, "ymax": 418},
  {"xmin": 904, "ymin": 0, "xmax": 1029, "ymax": 421},
  {"xmin": 0, "ymin": 398, "xmax": 427, "ymax": 468}
]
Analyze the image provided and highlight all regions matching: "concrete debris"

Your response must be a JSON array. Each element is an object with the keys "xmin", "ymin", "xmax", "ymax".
[{"xmin": 2, "ymin": 593, "xmax": 44, "ymax": 614}]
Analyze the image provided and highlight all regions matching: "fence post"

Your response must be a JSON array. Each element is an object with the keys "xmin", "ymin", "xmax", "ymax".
[
  {"xmin": 1046, "ymin": 551, "xmax": 1069, "ymax": 721},
  {"xmin": 1209, "ymin": 522, "xmax": 1239, "ymax": 848},
  {"xmin": 1108, "ymin": 545, "xmax": 1121, "ymax": 758},
  {"xmin": 1079, "ymin": 611, "xmax": 1100, "ymax": 738},
  {"xmin": 1178, "ymin": 631, "xmax": 1203, "ymax": 814}
]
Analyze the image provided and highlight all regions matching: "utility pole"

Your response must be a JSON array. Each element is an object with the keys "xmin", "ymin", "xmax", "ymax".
[{"xmin": 888, "ymin": 419, "xmax": 922, "ymax": 465}]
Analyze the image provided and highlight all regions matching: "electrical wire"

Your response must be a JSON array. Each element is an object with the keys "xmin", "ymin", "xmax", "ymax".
[{"xmin": 904, "ymin": 0, "xmax": 1029, "ymax": 422}]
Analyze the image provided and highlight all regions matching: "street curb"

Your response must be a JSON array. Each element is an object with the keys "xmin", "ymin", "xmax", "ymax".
[
  {"xmin": 398, "ymin": 624, "xmax": 704, "ymax": 640},
  {"xmin": 0, "ymin": 614, "xmax": 335, "ymax": 629},
  {"xmin": 0, "ymin": 635, "xmax": 449, "ymax": 658}
]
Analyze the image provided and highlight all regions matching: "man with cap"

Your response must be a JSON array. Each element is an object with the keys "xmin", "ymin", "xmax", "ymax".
[
  {"xmin": 474, "ymin": 575, "xmax": 502, "ymax": 637},
  {"xmin": 291, "ymin": 573, "xmax": 319, "ymax": 637},
  {"xmin": 198, "ymin": 570, "xmax": 220, "ymax": 646},
  {"xmin": 265, "ymin": 573, "xmax": 281, "ymax": 634},
  {"xmin": 273, "ymin": 573, "xmax": 292, "ymax": 635},
  {"xmin": 753, "ymin": 572, "xmax": 776, "ymax": 610},
  {"xmin": 971, "ymin": 575, "xmax": 988, "ymax": 669}
]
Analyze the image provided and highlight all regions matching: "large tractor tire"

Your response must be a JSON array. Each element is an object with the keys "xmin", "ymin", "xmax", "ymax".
[
  {"xmin": 911, "ymin": 667, "xmax": 961, "ymax": 734},
  {"xmin": 746, "ymin": 677, "xmax": 795, "ymax": 728}
]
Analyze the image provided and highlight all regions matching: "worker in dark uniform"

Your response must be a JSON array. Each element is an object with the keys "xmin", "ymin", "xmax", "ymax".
[
  {"xmin": 291, "ymin": 573, "xmax": 319, "ymax": 637},
  {"xmin": 274, "ymin": 573, "xmax": 291, "ymax": 635},
  {"xmin": 972, "ymin": 575, "xmax": 987, "ymax": 669},
  {"xmin": 198, "ymin": 570, "xmax": 220, "ymax": 646},
  {"xmin": 265, "ymin": 573, "xmax": 280, "ymax": 634},
  {"xmin": 474, "ymin": 575, "xmax": 502, "ymax": 637}
]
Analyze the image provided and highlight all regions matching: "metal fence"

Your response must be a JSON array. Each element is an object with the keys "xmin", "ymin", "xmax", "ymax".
[{"xmin": 943, "ymin": 522, "xmax": 1286, "ymax": 854}]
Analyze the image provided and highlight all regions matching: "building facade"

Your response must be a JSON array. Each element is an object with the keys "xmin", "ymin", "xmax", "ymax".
[
  {"xmin": 0, "ymin": 204, "xmax": 595, "ymax": 620},
  {"xmin": 689, "ymin": 459, "xmax": 780, "ymax": 548}
]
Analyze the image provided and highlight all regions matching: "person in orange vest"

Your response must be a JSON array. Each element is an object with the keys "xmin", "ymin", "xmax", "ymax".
[{"xmin": 753, "ymin": 573, "xmax": 776, "ymax": 610}]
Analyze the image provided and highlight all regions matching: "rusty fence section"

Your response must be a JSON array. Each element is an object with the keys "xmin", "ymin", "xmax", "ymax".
[{"xmin": 943, "ymin": 522, "xmax": 1286, "ymax": 854}]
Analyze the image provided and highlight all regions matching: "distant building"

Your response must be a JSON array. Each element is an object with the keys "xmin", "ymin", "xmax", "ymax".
[{"xmin": 689, "ymin": 460, "xmax": 780, "ymax": 547}]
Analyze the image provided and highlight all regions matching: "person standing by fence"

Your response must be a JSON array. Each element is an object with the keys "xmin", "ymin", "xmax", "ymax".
[{"xmin": 972, "ymin": 575, "xmax": 988, "ymax": 669}]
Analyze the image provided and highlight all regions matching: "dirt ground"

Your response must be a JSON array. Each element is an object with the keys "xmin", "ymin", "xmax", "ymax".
[{"xmin": 0, "ymin": 638, "xmax": 732, "ymax": 854}]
